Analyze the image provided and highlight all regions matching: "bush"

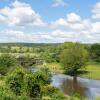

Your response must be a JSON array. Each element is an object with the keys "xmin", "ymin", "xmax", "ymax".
[
  {"xmin": 0, "ymin": 54, "xmax": 18, "ymax": 75},
  {"xmin": 2, "ymin": 66, "xmax": 82, "ymax": 100},
  {"xmin": 6, "ymin": 67, "xmax": 27, "ymax": 96}
]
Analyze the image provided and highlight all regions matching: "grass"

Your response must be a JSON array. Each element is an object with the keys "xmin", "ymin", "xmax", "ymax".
[
  {"xmin": 37, "ymin": 62, "xmax": 63, "ymax": 73},
  {"xmin": 38, "ymin": 61, "xmax": 100, "ymax": 80},
  {"xmin": 45, "ymin": 62, "xmax": 63, "ymax": 73},
  {"xmin": 83, "ymin": 61, "xmax": 100, "ymax": 80}
]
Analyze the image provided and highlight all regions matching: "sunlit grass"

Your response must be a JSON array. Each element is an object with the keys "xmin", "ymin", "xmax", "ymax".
[
  {"xmin": 37, "ymin": 62, "xmax": 63, "ymax": 73},
  {"xmin": 83, "ymin": 62, "xmax": 100, "ymax": 80},
  {"xmin": 45, "ymin": 62, "xmax": 63, "ymax": 73},
  {"xmin": 38, "ymin": 61, "xmax": 100, "ymax": 80}
]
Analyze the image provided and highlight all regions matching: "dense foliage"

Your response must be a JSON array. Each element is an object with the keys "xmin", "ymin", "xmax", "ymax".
[
  {"xmin": 0, "ymin": 66, "xmax": 68, "ymax": 100},
  {"xmin": 60, "ymin": 43, "xmax": 88, "ymax": 81},
  {"xmin": 89, "ymin": 43, "xmax": 100, "ymax": 62},
  {"xmin": 0, "ymin": 42, "xmax": 100, "ymax": 99},
  {"xmin": 0, "ymin": 54, "xmax": 18, "ymax": 75}
]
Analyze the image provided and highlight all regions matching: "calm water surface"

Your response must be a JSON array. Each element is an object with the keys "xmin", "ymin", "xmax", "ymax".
[{"xmin": 52, "ymin": 74, "xmax": 100, "ymax": 99}]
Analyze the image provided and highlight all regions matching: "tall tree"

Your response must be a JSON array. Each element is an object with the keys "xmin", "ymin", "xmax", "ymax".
[{"xmin": 60, "ymin": 43, "xmax": 88, "ymax": 82}]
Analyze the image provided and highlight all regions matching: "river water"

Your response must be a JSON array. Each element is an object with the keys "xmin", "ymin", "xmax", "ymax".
[
  {"xmin": 52, "ymin": 74, "xmax": 100, "ymax": 99},
  {"xmin": 31, "ymin": 68, "xmax": 100, "ymax": 99}
]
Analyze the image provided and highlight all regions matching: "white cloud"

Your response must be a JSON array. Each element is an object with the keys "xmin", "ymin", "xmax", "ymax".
[
  {"xmin": 0, "ymin": 28, "xmax": 100, "ymax": 43},
  {"xmin": 66, "ymin": 13, "xmax": 81, "ymax": 23},
  {"xmin": 49, "ymin": 11, "xmax": 100, "ymax": 43},
  {"xmin": 52, "ymin": 0, "xmax": 66, "ymax": 7},
  {"xmin": 92, "ymin": 2, "xmax": 100, "ymax": 19},
  {"xmin": 51, "ymin": 13, "xmax": 92, "ymax": 31},
  {"xmin": 91, "ymin": 22, "xmax": 100, "ymax": 33},
  {"xmin": 0, "ymin": 2, "xmax": 100, "ymax": 43},
  {"xmin": 0, "ymin": 30, "xmax": 75, "ymax": 43},
  {"xmin": 50, "ymin": 18, "xmax": 68, "ymax": 28},
  {"xmin": 0, "ymin": 14, "xmax": 6, "ymax": 22},
  {"xmin": 68, "ymin": 20, "xmax": 92, "ymax": 31},
  {"xmin": 0, "ymin": 1, "xmax": 46, "ymax": 27},
  {"xmin": 0, "ymin": 30, "xmax": 54, "ymax": 43}
]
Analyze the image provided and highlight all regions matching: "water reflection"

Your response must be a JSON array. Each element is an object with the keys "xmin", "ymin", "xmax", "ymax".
[
  {"xmin": 52, "ymin": 74, "xmax": 100, "ymax": 99},
  {"xmin": 31, "ymin": 68, "xmax": 100, "ymax": 99},
  {"xmin": 62, "ymin": 79, "xmax": 87, "ymax": 97}
]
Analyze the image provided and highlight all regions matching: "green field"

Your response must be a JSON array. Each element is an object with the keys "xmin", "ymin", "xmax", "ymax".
[
  {"xmin": 83, "ymin": 62, "xmax": 100, "ymax": 80},
  {"xmin": 39, "ymin": 62, "xmax": 100, "ymax": 80}
]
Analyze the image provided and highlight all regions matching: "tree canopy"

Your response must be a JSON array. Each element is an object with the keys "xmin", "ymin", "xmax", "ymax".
[
  {"xmin": 89, "ymin": 43, "xmax": 100, "ymax": 62},
  {"xmin": 60, "ymin": 43, "xmax": 88, "ymax": 81}
]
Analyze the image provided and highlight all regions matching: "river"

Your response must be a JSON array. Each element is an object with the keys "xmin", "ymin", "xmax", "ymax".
[{"xmin": 52, "ymin": 74, "xmax": 100, "ymax": 99}]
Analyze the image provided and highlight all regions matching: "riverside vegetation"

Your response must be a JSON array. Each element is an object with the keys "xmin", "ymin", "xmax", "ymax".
[{"xmin": 0, "ymin": 42, "xmax": 100, "ymax": 100}]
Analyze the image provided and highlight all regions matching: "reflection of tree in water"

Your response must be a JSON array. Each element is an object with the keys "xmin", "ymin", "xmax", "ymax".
[{"xmin": 61, "ymin": 79, "xmax": 87, "ymax": 98}]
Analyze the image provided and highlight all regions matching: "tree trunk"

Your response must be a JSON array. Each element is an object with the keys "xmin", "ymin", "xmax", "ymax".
[
  {"xmin": 73, "ymin": 76, "xmax": 78, "ymax": 94},
  {"xmin": 73, "ymin": 76, "xmax": 77, "ymax": 83}
]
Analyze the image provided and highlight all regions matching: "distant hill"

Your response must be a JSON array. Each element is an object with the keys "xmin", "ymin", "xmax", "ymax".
[{"xmin": 0, "ymin": 43, "xmax": 61, "ymax": 47}]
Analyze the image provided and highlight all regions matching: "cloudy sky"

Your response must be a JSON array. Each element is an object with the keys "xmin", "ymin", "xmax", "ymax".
[{"xmin": 0, "ymin": 0, "xmax": 100, "ymax": 43}]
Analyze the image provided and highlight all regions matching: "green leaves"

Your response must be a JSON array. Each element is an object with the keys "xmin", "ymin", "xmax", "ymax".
[
  {"xmin": 60, "ymin": 43, "xmax": 88, "ymax": 77},
  {"xmin": 5, "ymin": 67, "xmax": 52, "ymax": 99},
  {"xmin": 90, "ymin": 43, "xmax": 100, "ymax": 62},
  {"xmin": 0, "ymin": 54, "xmax": 18, "ymax": 75}
]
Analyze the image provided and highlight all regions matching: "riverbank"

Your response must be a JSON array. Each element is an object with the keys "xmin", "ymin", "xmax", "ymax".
[
  {"xmin": 37, "ymin": 61, "xmax": 100, "ymax": 80},
  {"xmin": 83, "ymin": 62, "xmax": 100, "ymax": 80}
]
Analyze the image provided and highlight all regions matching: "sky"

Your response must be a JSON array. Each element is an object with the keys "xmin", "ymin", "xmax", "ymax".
[{"xmin": 0, "ymin": 0, "xmax": 100, "ymax": 43}]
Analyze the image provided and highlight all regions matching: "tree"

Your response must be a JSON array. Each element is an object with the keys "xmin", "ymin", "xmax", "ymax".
[
  {"xmin": 60, "ymin": 43, "xmax": 88, "ymax": 82},
  {"xmin": 89, "ymin": 43, "xmax": 100, "ymax": 62},
  {"xmin": 0, "ymin": 54, "xmax": 18, "ymax": 75}
]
